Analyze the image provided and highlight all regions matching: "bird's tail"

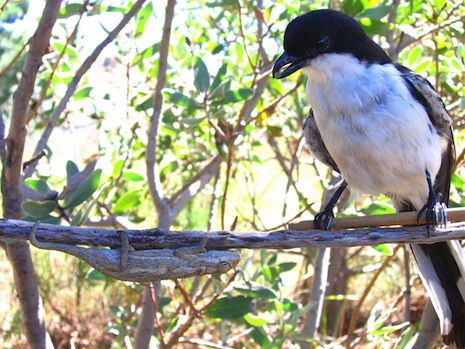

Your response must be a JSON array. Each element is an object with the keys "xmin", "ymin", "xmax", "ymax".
[{"xmin": 408, "ymin": 241, "xmax": 465, "ymax": 348}]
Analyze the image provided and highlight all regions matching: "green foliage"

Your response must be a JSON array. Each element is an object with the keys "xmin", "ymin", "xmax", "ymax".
[{"xmin": 21, "ymin": 160, "xmax": 103, "ymax": 225}]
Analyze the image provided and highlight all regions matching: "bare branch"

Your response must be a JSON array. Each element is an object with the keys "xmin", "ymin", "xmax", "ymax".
[
  {"xmin": 145, "ymin": 0, "xmax": 176, "ymax": 225},
  {"xmin": 170, "ymin": 155, "xmax": 222, "ymax": 218},
  {"xmin": 4, "ymin": 210, "xmax": 465, "ymax": 249}
]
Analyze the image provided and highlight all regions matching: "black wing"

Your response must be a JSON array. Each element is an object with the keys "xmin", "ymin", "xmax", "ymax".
[
  {"xmin": 303, "ymin": 110, "xmax": 340, "ymax": 173},
  {"xmin": 396, "ymin": 65, "xmax": 465, "ymax": 347},
  {"xmin": 396, "ymin": 63, "xmax": 455, "ymax": 202}
]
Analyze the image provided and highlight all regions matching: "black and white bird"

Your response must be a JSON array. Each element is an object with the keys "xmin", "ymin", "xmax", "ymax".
[{"xmin": 273, "ymin": 9, "xmax": 465, "ymax": 347}]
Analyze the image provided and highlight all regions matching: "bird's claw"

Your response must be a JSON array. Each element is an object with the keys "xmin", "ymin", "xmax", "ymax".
[
  {"xmin": 314, "ymin": 209, "xmax": 335, "ymax": 230},
  {"xmin": 418, "ymin": 192, "xmax": 447, "ymax": 234}
]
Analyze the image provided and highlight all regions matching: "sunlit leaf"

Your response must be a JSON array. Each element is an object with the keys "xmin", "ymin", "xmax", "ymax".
[
  {"xmin": 204, "ymin": 296, "xmax": 252, "ymax": 319},
  {"xmin": 181, "ymin": 117, "xmax": 205, "ymax": 126},
  {"xmin": 135, "ymin": 2, "xmax": 153, "ymax": 38},
  {"xmin": 372, "ymin": 244, "xmax": 393, "ymax": 255},
  {"xmin": 163, "ymin": 91, "xmax": 202, "ymax": 109},
  {"xmin": 59, "ymin": 3, "xmax": 83, "ymax": 18},
  {"xmin": 369, "ymin": 321, "xmax": 409, "ymax": 335},
  {"xmin": 64, "ymin": 169, "xmax": 102, "ymax": 209},
  {"xmin": 193, "ymin": 56, "xmax": 210, "ymax": 93},
  {"xmin": 211, "ymin": 88, "xmax": 253, "ymax": 105},
  {"xmin": 244, "ymin": 313, "xmax": 271, "ymax": 326},
  {"xmin": 114, "ymin": 189, "xmax": 142, "ymax": 213},
  {"xmin": 25, "ymin": 179, "xmax": 51, "ymax": 196},
  {"xmin": 209, "ymin": 63, "xmax": 228, "ymax": 93},
  {"xmin": 112, "ymin": 159, "xmax": 125, "ymax": 178},
  {"xmin": 357, "ymin": 5, "xmax": 392, "ymax": 20},
  {"xmin": 122, "ymin": 171, "xmax": 145, "ymax": 182},
  {"xmin": 74, "ymin": 86, "xmax": 93, "ymax": 100}
]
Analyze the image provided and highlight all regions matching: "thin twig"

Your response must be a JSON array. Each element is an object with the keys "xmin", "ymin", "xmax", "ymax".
[
  {"xmin": 0, "ymin": 38, "xmax": 30, "ymax": 79},
  {"xmin": 149, "ymin": 282, "xmax": 166, "ymax": 346}
]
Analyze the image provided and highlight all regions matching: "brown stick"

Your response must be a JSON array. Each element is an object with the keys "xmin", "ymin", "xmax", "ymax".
[{"xmin": 287, "ymin": 207, "xmax": 465, "ymax": 231}]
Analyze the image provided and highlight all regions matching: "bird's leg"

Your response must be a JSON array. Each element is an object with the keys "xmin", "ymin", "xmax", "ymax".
[
  {"xmin": 314, "ymin": 180, "xmax": 347, "ymax": 230},
  {"xmin": 417, "ymin": 170, "xmax": 447, "ymax": 233}
]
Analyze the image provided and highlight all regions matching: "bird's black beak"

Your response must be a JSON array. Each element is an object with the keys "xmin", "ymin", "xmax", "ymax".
[{"xmin": 272, "ymin": 52, "xmax": 308, "ymax": 79}]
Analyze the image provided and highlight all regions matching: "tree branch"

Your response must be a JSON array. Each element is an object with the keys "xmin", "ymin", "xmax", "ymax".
[
  {"xmin": 145, "ymin": 0, "xmax": 176, "ymax": 225},
  {"xmin": 4, "ymin": 210, "xmax": 465, "ymax": 250}
]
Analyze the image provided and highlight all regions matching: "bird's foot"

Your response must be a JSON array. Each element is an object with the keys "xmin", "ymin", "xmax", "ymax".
[
  {"xmin": 314, "ymin": 208, "xmax": 335, "ymax": 230},
  {"xmin": 417, "ymin": 192, "xmax": 447, "ymax": 234},
  {"xmin": 314, "ymin": 180, "xmax": 348, "ymax": 230}
]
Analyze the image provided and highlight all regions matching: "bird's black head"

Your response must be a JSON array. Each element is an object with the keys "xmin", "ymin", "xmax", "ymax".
[{"xmin": 273, "ymin": 9, "xmax": 391, "ymax": 79}]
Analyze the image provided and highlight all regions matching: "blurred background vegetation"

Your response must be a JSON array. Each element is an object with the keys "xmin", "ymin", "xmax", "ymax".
[{"xmin": 1, "ymin": 0, "xmax": 465, "ymax": 348}]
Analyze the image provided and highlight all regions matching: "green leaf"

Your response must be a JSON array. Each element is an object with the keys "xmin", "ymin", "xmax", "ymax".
[
  {"xmin": 244, "ymin": 313, "xmax": 271, "ymax": 326},
  {"xmin": 25, "ymin": 179, "xmax": 51, "ymax": 196},
  {"xmin": 209, "ymin": 63, "xmax": 228, "ymax": 93},
  {"xmin": 86, "ymin": 268, "xmax": 109, "ymax": 281},
  {"xmin": 204, "ymin": 296, "xmax": 252, "ymax": 319},
  {"xmin": 211, "ymin": 88, "xmax": 253, "ymax": 105},
  {"xmin": 407, "ymin": 46, "xmax": 422, "ymax": 67},
  {"xmin": 113, "ymin": 189, "xmax": 142, "ymax": 213},
  {"xmin": 59, "ymin": 3, "xmax": 83, "ymax": 18},
  {"xmin": 369, "ymin": 321, "xmax": 409, "ymax": 335},
  {"xmin": 357, "ymin": 5, "xmax": 392, "ymax": 20},
  {"xmin": 163, "ymin": 91, "xmax": 202, "ymax": 109},
  {"xmin": 362, "ymin": 201, "xmax": 395, "ymax": 215},
  {"xmin": 261, "ymin": 266, "xmax": 280, "ymax": 281},
  {"xmin": 22, "ymin": 215, "xmax": 60, "ymax": 225},
  {"xmin": 193, "ymin": 56, "xmax": 210, "ymax": 93},
  {"xmin": 372, "ymin": 244, "xmax": 393, "ymax": 255},
  {"xmin": 249, "ymin": 327, "xmax": 271, "ymax": 347},
  {"xmin": 112, "ymin": 159, "xmax": 124, "ymax": 178},
  {"xmin": 74, "ymin": 86, "xmax": 93, "ymax": 100},
  {"xmin": 282, "ymin": 298, "xmax": 299, "ymax": 312},
  {"xmin": 341, "ymin": 0, "xmax": 365, "ymax": 17},
  {"xmin": 181, "ymin": 117, "xmax": 205, "ymax": 126},
  {"xmin": 64, "ymin": 169, "xmax": 102, "ymax": 209},
  {"xmin": 360, "ymin": 19, "xmax": 389, "ymax": 35},
  {"xmin": 278, "ymin": 262, "xmax": 297, "ymax": 272},
  {"xmin": 122, "ymin": 171, "xmax": 145, "ymax": 182},
  {"xmin": 133, "ymin": 43, "xmax": 159, "ymax": 65},
  {"xmin": 22, "ymin": 201, "xmax": 56, "ymax": 218},
  {"xmin": 135, "ymin": 2, "xmax": 153, "ymax": 38},
  {"xmin": 232, "ymin": 281, "xmax": 277, "ymax": 299},
  {"xmin": 66, "ymin": 160, "xmax": 79, "ymax": 179}
]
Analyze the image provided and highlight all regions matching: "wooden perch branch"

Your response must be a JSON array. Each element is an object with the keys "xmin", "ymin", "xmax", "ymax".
[
  {"xmin": 2, "ymin": 207, "xmax": 465, "ymax": 251},
  {"xmin": 288, "ymin": 207, "xmax": 465, "ymax": 231}
]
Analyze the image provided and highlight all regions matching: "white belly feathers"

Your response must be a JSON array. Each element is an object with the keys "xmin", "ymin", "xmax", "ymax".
[{"xmin": 302, "ymin": 54, "xmax": 441, "ymax": 208}]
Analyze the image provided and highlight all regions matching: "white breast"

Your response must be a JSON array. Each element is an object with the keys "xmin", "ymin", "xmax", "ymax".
[{"xmin": 302, "ymin": 54, "xmax": 441, "ymax": 209}]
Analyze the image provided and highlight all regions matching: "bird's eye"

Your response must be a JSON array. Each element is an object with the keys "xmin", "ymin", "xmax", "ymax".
[{"xmin": 317, "ymin": 36, "xmax": 330, "ymax": 49}]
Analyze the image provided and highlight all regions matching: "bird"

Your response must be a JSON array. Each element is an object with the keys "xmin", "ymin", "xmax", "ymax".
[{"xmin": 272, "ymin": 9, "xmax": 465, "ymax": 348}]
